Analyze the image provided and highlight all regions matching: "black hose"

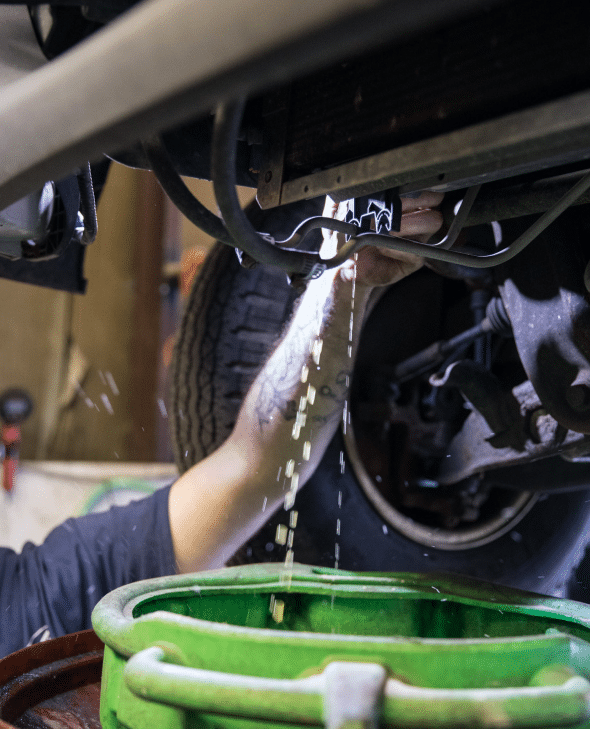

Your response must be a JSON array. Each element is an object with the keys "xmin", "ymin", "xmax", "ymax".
[
  {"xmin": 211, "ymin": 99, "xmax": 325, "ymax": 277},
  {"xmin": 76, "ymin": 162, "xmax": 98, "ymax": 244},
  {"xmin": 143, "ymin": 138, "xmax": 235, "ymax": 246},
  {"xmin": 144, "ymin": 133, "xmax": 350, "ymax": 276}
]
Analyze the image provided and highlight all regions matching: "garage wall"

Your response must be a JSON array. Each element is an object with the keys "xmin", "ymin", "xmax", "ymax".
[
  {"xmin": 0, "ymin": 277, "xmax": 66, "ymax": 459},
  {"xmin": 0, "ymin": 163, "xmax": 166, "ymax": 463},
  {"xmin": 0, "ymin": 168, "xmax": 254, "ymax": 466},
  {"xmin": 46, "ymin": 164, "xmax": 165, "ymax": 462}
]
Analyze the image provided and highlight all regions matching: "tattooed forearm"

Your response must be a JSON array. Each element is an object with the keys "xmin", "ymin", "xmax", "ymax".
[
  {"xmin": 253, "ymin": 318, "xmax": 313, "ymax": 431},
  {"xmin": 255, "ymin": 389, "xmax": 297, "ymax": 431},
  {"xmin": 239, "ymin": 267, "xmax": 371, "ymax": 456},
  {"xmin": 255, "ymin": 339, "xmax": 353, "ymax": 434}
]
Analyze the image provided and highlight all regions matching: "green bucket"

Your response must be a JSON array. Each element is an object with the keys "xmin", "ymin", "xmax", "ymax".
[{"xmin": 92, "ymin": 563, "xmax": 590, "ymax": 729}]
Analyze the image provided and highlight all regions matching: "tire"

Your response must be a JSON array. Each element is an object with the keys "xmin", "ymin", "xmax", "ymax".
[
  {"xmin": 170, "ymin": 241, "xmax": 299, "ymax": 470},
  {"xmin": 170, "ymin": 235, "xmax": 590, "ymax": 595},
  {"xmin": 304, "ymin": 432, "xmax": 590, "ymax": 597}
]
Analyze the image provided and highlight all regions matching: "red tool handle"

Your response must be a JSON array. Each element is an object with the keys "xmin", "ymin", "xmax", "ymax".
[{"xmin": 2, "ymin": 424, "xmax": 21, "ymax": 493}]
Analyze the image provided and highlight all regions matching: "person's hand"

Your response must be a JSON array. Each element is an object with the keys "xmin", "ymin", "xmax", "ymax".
[{"xmin": 321, "ymin": 191, "xmax": 444, "ymax": 288}]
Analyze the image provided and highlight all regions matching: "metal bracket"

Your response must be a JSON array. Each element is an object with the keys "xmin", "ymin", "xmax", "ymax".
[{"xmin": 323, "ymin": 662, "xmax": 388, "ymax": 729}]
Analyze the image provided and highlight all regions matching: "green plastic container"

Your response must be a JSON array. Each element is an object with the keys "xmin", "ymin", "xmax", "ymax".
[{"xmin": 92, "ymin": 563, "xmax": 590, "ymax": 729}]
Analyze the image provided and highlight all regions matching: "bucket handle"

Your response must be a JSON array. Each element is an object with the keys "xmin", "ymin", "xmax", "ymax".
[{"xmin": 124, "ymin": 645, "xmax": 590, "ymax": 729}]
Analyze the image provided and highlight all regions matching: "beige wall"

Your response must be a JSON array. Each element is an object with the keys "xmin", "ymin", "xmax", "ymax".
[
  {"xmin": 0, "ymin": 168, "xmax": 253, "ymax": 464},
  {"xmin": 0, "ymin": 277, "xmax": 66, "ymax": 459},
  {"xmin": 0, "ymin": 163, "xmax": 164, "ymax": 462}
]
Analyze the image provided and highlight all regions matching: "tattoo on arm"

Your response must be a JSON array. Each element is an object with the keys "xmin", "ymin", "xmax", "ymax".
[
  {"xmin": 253, "ymin": 320, "xmax": 308, "ymax": 431},
  {"xmin": 251, "ymin": 280, "xmax": 352, "ymax": 433}
]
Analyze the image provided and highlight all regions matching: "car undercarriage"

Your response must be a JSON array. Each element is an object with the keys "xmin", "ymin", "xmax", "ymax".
[{"xmin": 3, "ymin": 0, "xmax": 590, "ymax": 594}]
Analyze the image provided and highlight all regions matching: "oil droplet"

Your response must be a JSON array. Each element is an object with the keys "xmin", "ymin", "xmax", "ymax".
[
  {"xmin": 295, "ymin": 411, "xmax": 307, "ymax": 428},
  {"xmin": 272, "ymin": 599, "xmax": 285, "ymax": 623},
  {"xmin": 302, "ymin": 441, "xmax": 311, "ymax": 461},
  {"xmin": 312, "ymin": 338, "xmax": 323, "ymax": 365},
  {"xmin": 275, "ymin": 524, "xmax": 288, "ymax": 545},
  {"xmin": 106, "ymin": 371, "xmax": 119, "ymax": 396},
  {"xmin": 157, "ymin": 398, "xmax": 168, "ymax": 418}
]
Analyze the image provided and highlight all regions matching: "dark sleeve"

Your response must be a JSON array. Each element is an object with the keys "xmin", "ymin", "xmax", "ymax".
[{"xmin": 0, "ymin": 484, "xmax": 176, "ymax": 659}]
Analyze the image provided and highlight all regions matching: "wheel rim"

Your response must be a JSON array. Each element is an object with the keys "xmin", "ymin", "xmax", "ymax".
[{"xmin": 344, "ymin": 420, "xmax": 538, "ymax": 551}]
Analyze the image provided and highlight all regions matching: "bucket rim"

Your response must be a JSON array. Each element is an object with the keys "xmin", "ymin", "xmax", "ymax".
[{"xmin": 91, "ymin": 563, "xmax": 590, "ymax": 657}]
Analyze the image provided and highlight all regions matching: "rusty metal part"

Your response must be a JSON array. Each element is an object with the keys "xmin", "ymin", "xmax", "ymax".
[
  {"xmin": 498, "ymin": 211, "xmax": 590, "ymax": 433},
  {"xmin": 452, "ymin": 171, "xmax": 590, "ymax": 228},
  {"xmin": 278, "ymin": 89, "xmax": 590, "ymax": 207},
  {"xmin": 0, "ymin": 630, "xmax": 103, "ymax": 729},
  {"xmin": 343, "ymin": 419, "xmax": 537, "ymax": 550},
  {"xmin": 430, "ymin": 360, "xmax": 526, "ymax": 451},
  {"xmin": 438, "ymin": 380, "xmax": 590, "ymax": 485},
  {"xmin": 390, "ymin": 297, "xmax": 510, "ymax": 383}
]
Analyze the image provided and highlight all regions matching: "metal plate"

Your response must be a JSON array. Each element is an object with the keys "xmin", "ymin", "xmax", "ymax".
[{"xmin": 275, "ymin": 90, "xmax": 590, "ymax": 206}]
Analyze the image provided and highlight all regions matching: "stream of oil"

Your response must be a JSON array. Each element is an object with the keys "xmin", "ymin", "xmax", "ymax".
[{"xmin": 270, "ymin": 256, "xmax": 357, "ymax": 624}]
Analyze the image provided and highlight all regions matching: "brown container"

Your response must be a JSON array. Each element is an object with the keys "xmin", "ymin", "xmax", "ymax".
[{"xmin": 0, "ymin": 629, "xmax": 103, "ymax": 729}]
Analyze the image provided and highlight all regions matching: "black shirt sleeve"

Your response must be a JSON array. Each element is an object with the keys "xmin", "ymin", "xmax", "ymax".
[{"xmin": 0, "ymin": 484, "xmax": 176, "ymax": 658}]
